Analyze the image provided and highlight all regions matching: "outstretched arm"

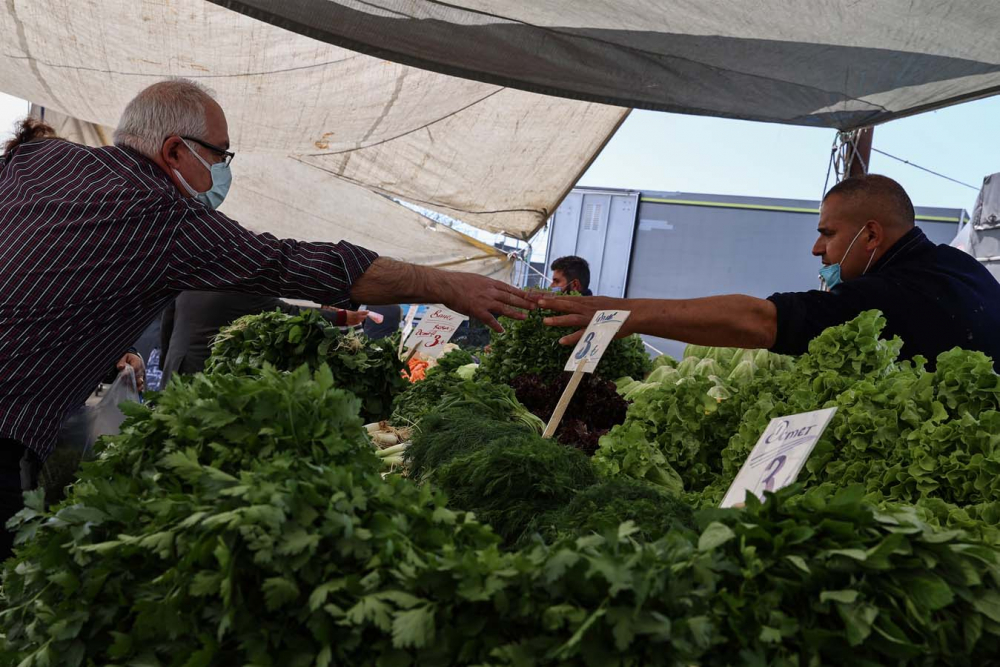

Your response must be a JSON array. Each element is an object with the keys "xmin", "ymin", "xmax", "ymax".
[
  {"xmin": 536, "ymin": 294, "xmax": 777, "ymax": 348},
  {"xmin": 351, "ymin": 257, "xmax": 534, "ymax": 332}
]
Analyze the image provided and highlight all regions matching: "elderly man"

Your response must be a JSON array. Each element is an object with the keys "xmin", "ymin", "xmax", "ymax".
[
  {"xmin": 0, "ymin": 79, "xmax": 531, "ymax": 557},
  {"xmin": 539, "ymin": 175, "xmax": 1000, "ymax": 366}
]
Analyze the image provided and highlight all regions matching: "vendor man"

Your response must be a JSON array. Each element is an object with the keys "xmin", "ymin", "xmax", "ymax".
[
  {"xmin": 0, "ymin": 78, "xmax": 532, "ymax": 558},
  {"xmin": 538, "ymin": 175, "xmax": 1000, "ymax": 367},
  {"xmin": 550, "ymin": 255, "xmax": 593, "ymax": 296}
]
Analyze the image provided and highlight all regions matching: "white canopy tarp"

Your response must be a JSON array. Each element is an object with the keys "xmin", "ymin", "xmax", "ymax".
[
  {"xmin": 0, "ymin": 0, "xmax": 628, "ymax": 254},
  {"xmin": 210, "ymin": 0, "xmax": 1000, "ymax": 131}
]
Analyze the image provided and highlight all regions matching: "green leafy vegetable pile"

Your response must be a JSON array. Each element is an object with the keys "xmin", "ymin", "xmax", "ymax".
[
  {"xmin": 389, "ymin": 348, "xmax": 474, "ymax": 425},
  {"xmin": 598, "ymin": 373, "xmax": 738, "ymax": 492},
  {"xmin": 599, "ymin": 310, "xmax": 1000, "ymax": 542},
  {"xmin": 1, "ymin": 366, "xmax": 498, "ymax": 665},
  {"xmin": 8, "ymin": 310, "xmax": 1000, "ymax": 665},
  {"xmin": 433, "ymin": 432, "xmax": 598, "ymax": 546},
  {"xmin": 528, "ymin": 478, "xmax": 695, "ymax": 544},
  {"xmin": 478, "ymin": 294, "xmax": 652, "ymax": 385},
  {"xmin": 205, "ymin": 308, "xmax": 407, "ymax": 421},
  {"xmin": 404, "ymin": 412, "xmax": 536, "ymax": 482},
  {"xmin": 7, "ymin": 411, "xmax": 1000, "ymax": 667}
]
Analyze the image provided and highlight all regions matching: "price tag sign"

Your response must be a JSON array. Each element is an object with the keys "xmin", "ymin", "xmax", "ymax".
[
  {"xmin": 564, "ymin": 310, "xmax": 631, "ymax": 373},
  {"xmin": 721, "ymin": 407, "xmax": 838, "ymax": 508},
  {"xmin": 403, "ymin": 305, "xmax": 467, "ymax": 358}
]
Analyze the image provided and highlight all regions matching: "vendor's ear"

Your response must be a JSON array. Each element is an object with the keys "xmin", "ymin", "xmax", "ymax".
[{"xmin": 864, "ymin": 219, "xmax": 884, "ymax": 249}]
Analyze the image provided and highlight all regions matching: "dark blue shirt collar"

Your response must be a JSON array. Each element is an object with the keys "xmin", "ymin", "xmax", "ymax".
[{"xmin": 869, "ymin": 227, "xmax": 931, "ymax": 274}]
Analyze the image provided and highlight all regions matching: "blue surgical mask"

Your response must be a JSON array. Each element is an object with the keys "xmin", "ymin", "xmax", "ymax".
[
  {"xmin": 173, "ymin": 138, "xmax": 232, "ymax": 209},
  {"xmin": 818, "ymin": 225, "xmax": 877, "ymax": 291}
]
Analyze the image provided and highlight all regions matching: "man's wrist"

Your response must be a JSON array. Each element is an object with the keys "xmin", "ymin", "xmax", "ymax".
[
  {"xmin": 352, "ymin": 257, "xmax": 439, "ymax": 305},
  {"xmin": 421, "ymin": 266, "xmax": 453, "ymax": 306},
  {"xmin": 625, "ymin": 299, "xmax": 654, "ymax": 337}
]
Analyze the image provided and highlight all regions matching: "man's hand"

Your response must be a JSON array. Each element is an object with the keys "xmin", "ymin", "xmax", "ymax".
[
  {"xmin": 349, "ymin": 258, "xmax": 534, "ymax": 332},
  {"xmin": 534, "ymin": 294, "xmax": 635, "ymax": 345},
  {"xmin": 116, "ymin": 352, "xmax": 146, "ymax": 392},
  {"xmin": 438, "ymin": 272, "xmax": 534, "ymax": 333},
  {"xmin": 345, "ymin": 310, "xmax": 369, "ymax": 327}
]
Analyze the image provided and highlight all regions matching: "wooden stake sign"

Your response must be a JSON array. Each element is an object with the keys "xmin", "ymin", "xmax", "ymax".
[{"xmin": 542, "ymin": 310, "xmax": 630, "ymax": 438}]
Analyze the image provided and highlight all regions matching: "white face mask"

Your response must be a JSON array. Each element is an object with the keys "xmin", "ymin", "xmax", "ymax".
[{"xmin": 173, "ymin": 138, "xmax": 232, "ymax": 209}]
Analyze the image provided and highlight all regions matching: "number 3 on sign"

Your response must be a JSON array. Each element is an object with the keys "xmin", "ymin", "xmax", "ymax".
[
  {"xmin": 575, "ymin": 332, "xmax": 596, "ymax": 360},
  {"xmin": 565, "ymin": 310, "xmax": 631, "ymax": 373}
]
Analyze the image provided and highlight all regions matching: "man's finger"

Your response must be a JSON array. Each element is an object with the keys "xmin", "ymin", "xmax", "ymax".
[
  {"xmin": 498, "ymin": 292, "xmax": 535, "ymax": 312},
  {"xmin": 496, "ymin": 303, "xmax": 528, "ymax": 321},
  {"xmin": 481, "ymin": 311, "xmax": 505, "ymax": 333},
  {"xmin": 558, "ymin": 330, "xmax": 584, "ymax": 346},
  {"xmin": 537, "ymin": 297, "xmax": 584, "ymax": 312},
  {"xmin": 499, "ymin": 284, "xmax": 536, "ymax": 310}
]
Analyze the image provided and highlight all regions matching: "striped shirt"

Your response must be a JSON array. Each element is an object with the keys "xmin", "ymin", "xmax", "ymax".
[{"xmin": 0, "ymin": 139, "xmax": 378, "ymax": 459}]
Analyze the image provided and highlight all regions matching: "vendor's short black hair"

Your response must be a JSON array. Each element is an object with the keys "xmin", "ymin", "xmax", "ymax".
[
  {"xmin": 551, "ymin": 255, "xmax": 591, "ymax": 291},
  {"xmin": 823, "ymin": 174, "xmax": 915, "ymax": 227}
]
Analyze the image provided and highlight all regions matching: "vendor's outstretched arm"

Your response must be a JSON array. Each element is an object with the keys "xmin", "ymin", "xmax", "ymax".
[
  {"xmin": 351, "ymin": 257, "xmax": 534, "ymax": 332},
  {"xmin": 536, "ymin": 294, "xmax": 777, "ymax": 348}
]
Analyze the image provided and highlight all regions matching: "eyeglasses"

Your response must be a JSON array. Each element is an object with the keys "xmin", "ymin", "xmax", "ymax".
[{"xmin": 181, "ymin": 136, "xmax": 235, "ymax": 167}]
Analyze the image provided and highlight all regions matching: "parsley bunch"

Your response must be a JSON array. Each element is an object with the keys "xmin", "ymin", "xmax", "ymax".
[
  {"xmin": 205, "ymin": 308, "xmax": 407, "ymax": 422},
  {"xmin": 478, "ymin": 293, "xmax": 652, "ymax": 385}
]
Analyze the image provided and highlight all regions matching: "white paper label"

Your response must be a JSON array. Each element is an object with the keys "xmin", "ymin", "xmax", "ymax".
[
  {"xmin": 403, "ymin": 305, "xmax": 467, "ymax": 358},
  {"xmin": 564, "ymin": 310, "xmax": 630, "ymax": 373},
  {"xmin": 720, "ymin": 407, "xmax": 838, "ymax": 508}
]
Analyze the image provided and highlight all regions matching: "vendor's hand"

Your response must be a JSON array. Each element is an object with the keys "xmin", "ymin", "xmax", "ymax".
[
  {"xmin": 439, "ymin": 273, "xmax": 534, "ymax": 333},
  {"xmin": 535, "ymin": 294, "xmax": 635, "ymax": 345},
  {"xmin": 116, "ymin": 353, "xmax": 146, "ymax": 392},
  {"xmin": 345, "ymin": 310, "xmax": 369, "ymax": 327}
]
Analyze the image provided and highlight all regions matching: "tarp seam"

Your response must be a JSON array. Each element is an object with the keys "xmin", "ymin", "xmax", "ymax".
[{"xmin": 305, "ymin": 88, "xmax": 504, "ymax": 157}]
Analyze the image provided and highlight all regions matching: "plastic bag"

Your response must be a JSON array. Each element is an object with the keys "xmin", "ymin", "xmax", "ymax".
[{"xmin": 39, "ymin": 366, "xmax": 140, "ymax": 503}]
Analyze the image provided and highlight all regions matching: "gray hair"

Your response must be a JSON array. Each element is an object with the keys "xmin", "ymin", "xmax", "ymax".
[{"xmin": 113, "ymin": 78, "xmax": 216, "ymax": 158}]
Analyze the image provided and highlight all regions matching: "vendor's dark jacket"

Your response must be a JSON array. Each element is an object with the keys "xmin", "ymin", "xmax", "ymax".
[{"xmin": 767, "ymin": 227, "xmax": 1000, "ymax": 369}]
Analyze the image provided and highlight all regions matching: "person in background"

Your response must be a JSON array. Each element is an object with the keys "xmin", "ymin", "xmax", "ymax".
[
  {"xmin": 362, "ymin": 304, "xmax": 403, "ymax": 340},
  {"xmin": 537, "ymin": 175, "xmax": 1000, "ymax": 369},
  {"xmin": 0, "ymin": 78, "xmax": 531, "ymax": 558},
  {"xmin": 550, "ymin": 255, "xmax": 593, "ymax": 296},
  {"xmin": 160, "ymin": 291, "xmax": 370, "ymax": 387}
]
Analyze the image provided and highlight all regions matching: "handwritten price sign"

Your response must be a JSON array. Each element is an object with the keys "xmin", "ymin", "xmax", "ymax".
[
  {"xmin": 564, "ymin": 310, "xmax": 631, "ymax": 373},
  {"xmin": 403, "ymin": 305, "xmax": 467, "ymax": 358},
  {"xmin": 721, "ymin": 407, "xmax": 837, "ymax": 508}
]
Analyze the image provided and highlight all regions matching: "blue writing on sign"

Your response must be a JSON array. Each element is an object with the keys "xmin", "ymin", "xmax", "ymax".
[
  {"xmin": 595, "ymin": 311, "xmax": 621, "ymax": 324},
  {"xmin": 762, "ymin": 455, "xmax": 787, "ymax": 491},
  {"xmin": 575, "ymin": 331, "xmax": 596, "ymax": 360},
  {"xmin": 764, "ymin": 420, "xmax": 818, "ymax": 445}
]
